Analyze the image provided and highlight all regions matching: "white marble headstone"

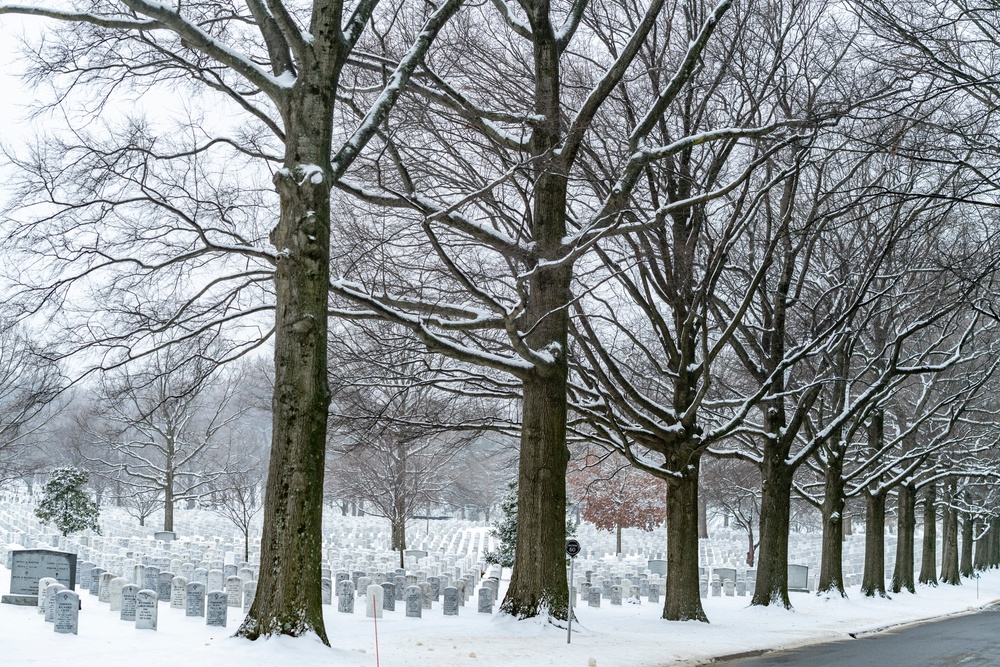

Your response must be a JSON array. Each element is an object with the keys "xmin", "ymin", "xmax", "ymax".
[{"xmin": 135, "ymin": 589, "xmax": 158, "ymax": 630}]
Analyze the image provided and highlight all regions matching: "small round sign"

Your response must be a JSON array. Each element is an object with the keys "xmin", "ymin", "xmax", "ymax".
[{"xmin": 565, "ymin": 539, "xmax": 581, "ymax": 557}]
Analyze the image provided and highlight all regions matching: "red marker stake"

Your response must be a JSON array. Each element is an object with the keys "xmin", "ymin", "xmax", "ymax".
[{"xmin": 373, "ymin": 594, "xmax": 381, "ymax": 667}]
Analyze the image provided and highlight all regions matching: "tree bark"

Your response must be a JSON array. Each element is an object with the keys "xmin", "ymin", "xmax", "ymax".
[
  {"xmin": 960, "ymin": 512, "xmax": 974, "ymax": 578},
  {"xmin": 663, "ymin": 453, "xmax": 708, "ymax": 622},
  {"xmin": 752, "ymin": 454, "xmax": 793, "ymax": 608},
  {"xmin": 918, "ymin": 483, "xmax": 938, "ymax": 586},
  {"xmin": 163, "ymin": 470, "xmax": 174, "ymax": 532},
  {"xmin": 698, "ymin": 496, "xmax": 709, "ymax": 539},
  {"xmin": 499, "ymin": 5, "xmax": 572, "ymax": 623},
  {"xmin": 974, "ymin": 518, "xmax": 990, "ymax": 571},
  {"xmin": 392, "ymin": 519, "xmax": 407, "ymax": 555},
  {"xmin": 991, "ymin": 517, "xmax": 1000, "ymax": 568},
  {"xmin": 892, "ymin": 482, "xmax": 916, "ymax": 593},
  {"xmin": 818, "ymin": 449, "xmax": 846, "ymax": 595},
  {"xmin": 749, "ymin": 214, "xmax": 803, "ymax": 610},
  {"xmin": 501, "ymin": 373, "xmax": 570, "ymax": 620},
  {"xmin": 861, "ymin": 489, "xmax": 888, "ymax": 597},
  {"xmin": 237, "ymin": 74, "xmax": 337, "ymax": 643},
  {"xmin": 940, "ymin": 481, "xmax": 960, "ymax": 585},
  {"xmin": 162, "ymin": 434, "xmax": 176, "ymax": 532}
]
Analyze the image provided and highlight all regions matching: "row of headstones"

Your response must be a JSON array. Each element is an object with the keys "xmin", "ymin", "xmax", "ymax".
[
  {"xmin": 78, "ymin": 552, "xmax": 488, "ymax": 613},
  {"xmin": 569, "ymin": 567, "xmax": 763, "ymax": 605},
  {"xmin": 579, "ymin": 581, "xmax": 660, "ymax": 607},
  {"xmin": 43, "ymin": 543, "xmax": 256, "ymax": 587},
  {"xmin": 321, "ymin": 566, "xmax": 480, "ymax": 595},
  {"xmin": 29, "ymin": 542, "xmax": 487, "ymax": 620},
  {"xmin": 73, "ymin": 537, "xmax": 243, "ymax": 559},
  {"xmin": 323, "ymin": 551, "xmax": 480, "ymax": 577},
  {"xmin": 702, "ymin": 575, "xmax": 752, "ymax": 598},
  {"xmin": 0, "ymin": 509, "xmax": 259, "ymax": 562},
  {"xmin": 573, "ymin": 575, "xmax": 663, "ymax": 605},
  {"xmin": 319, "ymin": 525, "xmax": 488, "ymax": 553},
  {"xmin": 86, "ymin": 568, "xmax": 255, "ymax": 609},
  {"xmin": 34, "ymin": 573, "xmax": 255, "ymax": 635},
  {"xmin": 79, "ymin": 561, "xmax": 254, "ymax": 602},
  {"xmin": 2, "ymin": 506, "xmax": 491, "ymax": 586},
  {"xmin": 393, "ymin": 582, "xmax": 497, "ymax": 617},
  {"xmin": 324, "ymin": 574, "xmax": 499, "ymax": 616},
  {"xmin": 570, "ymin": 563, "xmax": 659, "ymax": 583},
  {"xmin": 0, "ymin": 496, "xmax": 920, "ymax": 566},
  {"xmin": 70, "ymin": 543, "xmax": 253, "ymax": 575}
]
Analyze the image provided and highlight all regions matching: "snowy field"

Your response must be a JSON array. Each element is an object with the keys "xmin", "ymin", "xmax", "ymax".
[
  {"xmin": 2, "ymin": 559, "xmax": 997, "ymax": 667},
  {"xmin": 1, "ymin": 504, "xmax": 996, "ymax": 667}
]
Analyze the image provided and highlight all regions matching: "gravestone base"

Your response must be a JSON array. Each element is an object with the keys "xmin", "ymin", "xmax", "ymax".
[{"xmin": 1, "ymin": 594, "xmax": 38, "ymax": 606}]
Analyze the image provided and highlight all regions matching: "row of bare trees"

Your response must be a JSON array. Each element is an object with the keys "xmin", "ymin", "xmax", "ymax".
[{"xmin": 3, "ymin": 0, "xmax": 1000, "ymax": 644}]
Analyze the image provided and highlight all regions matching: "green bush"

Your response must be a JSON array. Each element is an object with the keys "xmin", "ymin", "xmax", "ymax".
[{"xmin": 35, "ymin": 468, "xmax": 102, "ymax": 537}]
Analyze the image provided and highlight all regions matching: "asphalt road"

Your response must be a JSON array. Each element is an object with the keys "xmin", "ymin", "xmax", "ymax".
[{"xmin": 720, "ymin": 605, "xmax": 1000, "ymax": 667}]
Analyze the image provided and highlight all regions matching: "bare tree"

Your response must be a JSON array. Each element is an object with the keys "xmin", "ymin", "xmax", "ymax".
[
  {"xmin": 120, "ymin": 487, "xmax": 162, "ymax": 527},
  {"xmin": 700, "ymin": 458, "xmax": 761, "ymax": 567},
  {"xmin": 83, "ymin": 341, "xmax": 243, "ymax": 531},
  {"xmin": 0, "ymin": 0, "xmax": 462, "ymax": 643},
  {"xmin": 447, "ymin": 445, "xmax": 517, "ymax": 522},
  {"xmin": 207, "ymin": 462, "xmax": 266, "ymax": 562},
  {"xmin": 0, "ymin": 322, "xmax": 64, "ymax": 489},
  {"xmin": 328, "ymin": 0, "xmax": 814, "ymax": 620},
  {"xmin": 326, "ymin": 331, "xmax": 496, "ymax": 565}
]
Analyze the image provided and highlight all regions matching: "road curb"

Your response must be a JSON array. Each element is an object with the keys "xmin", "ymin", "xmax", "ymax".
[
  {"xmin": 705, "ymin": 599, "xmax": 1000, "ymax": 664},
  {"xmin": 846, "ymin": 598, "xmax": 1000, "ymax": 638}
]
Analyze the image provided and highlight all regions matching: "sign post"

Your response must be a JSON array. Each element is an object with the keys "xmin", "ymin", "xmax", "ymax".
[{"xmin": 565, "ymin": 539, "xmax": 581, "ymax": 644}]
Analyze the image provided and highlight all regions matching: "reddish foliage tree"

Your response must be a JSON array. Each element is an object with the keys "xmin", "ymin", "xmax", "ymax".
[{"xmin": 568, "ymin": 449, "xmax": 668, "ymax": 554}]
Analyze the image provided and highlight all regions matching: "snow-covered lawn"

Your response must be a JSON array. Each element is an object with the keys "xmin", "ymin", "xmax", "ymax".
[{"xmin": 2, "ymin": 560, "xmax": 997, "ymax": 667}]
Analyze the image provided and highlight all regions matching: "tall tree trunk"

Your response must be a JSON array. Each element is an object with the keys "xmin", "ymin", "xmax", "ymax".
[
  {"xmin": 918, "ymin": 483, "xmax": 938, "ymax": 586},
  {"xmin": 818, "ymin": 449, "xmax": 846, "ymax": 595},
  {"xmin": 238, "ymin": 80, "xmax": 336, "ymax": 643},
  {"xmin": 163, "ymin": 477, "xmax": 174, "ymax": 532},
  {"xmin": 698, "ymin": 496, "xmax": 709, "ymax": 539},
  {"xmin": 960, "ymin": 512, "xmax": 974, "ymax": 578},
  {"xmin": 752, "ymin": 455, "xmax": 793, "ymax": 608},
  {"xmin": 991, "ymin": 516, "xmax": 1000, "ymax": 568},
  {"xmin": 861, "ymin": 489, "xmax": 888, "ymax": 597},
  {"xmin": 974, "ymin": 519, "xmax": 990, "ymax": 571},
  {"xmin": 502, "ymin": 373, "xmax": 570, "ymax": 620},
  {"xmin": 499, "ymin": 8, "xmax": 572, "ymax": 622},
  {"xmin": 616, "ymin": 522, "xmax": 622, "ymax": 555},
  {"xmin": 663, "ymin": 452, "xmax": 707, "ymax": 622},
  {"xmin": 892, "ymin": 482, "xmax": 916, "ymax": 593},
  {"xmin": 392, "ymin": 519, "xmax": 407, "ymax": 555},
  {"xmin": 940, "ymin": 481, "xmax": 960, "ymax": 585},
  {"xmin": 164, "ymin": 438, "xmax": 175, "ymax": 532},
  {"xmin": 750, "ymin": 215, "xmax": 800, "ymax": 610}
]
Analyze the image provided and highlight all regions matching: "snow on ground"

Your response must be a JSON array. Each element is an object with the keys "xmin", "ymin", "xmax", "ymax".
[{"xmin": 2, "ymin": 559, "xmax": 997, "ymax": 667}]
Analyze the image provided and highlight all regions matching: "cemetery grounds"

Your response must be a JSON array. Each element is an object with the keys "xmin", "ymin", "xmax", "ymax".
[{"xmin": 1, "ymin": 500, "xmax": 998, "ymax": 667}]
